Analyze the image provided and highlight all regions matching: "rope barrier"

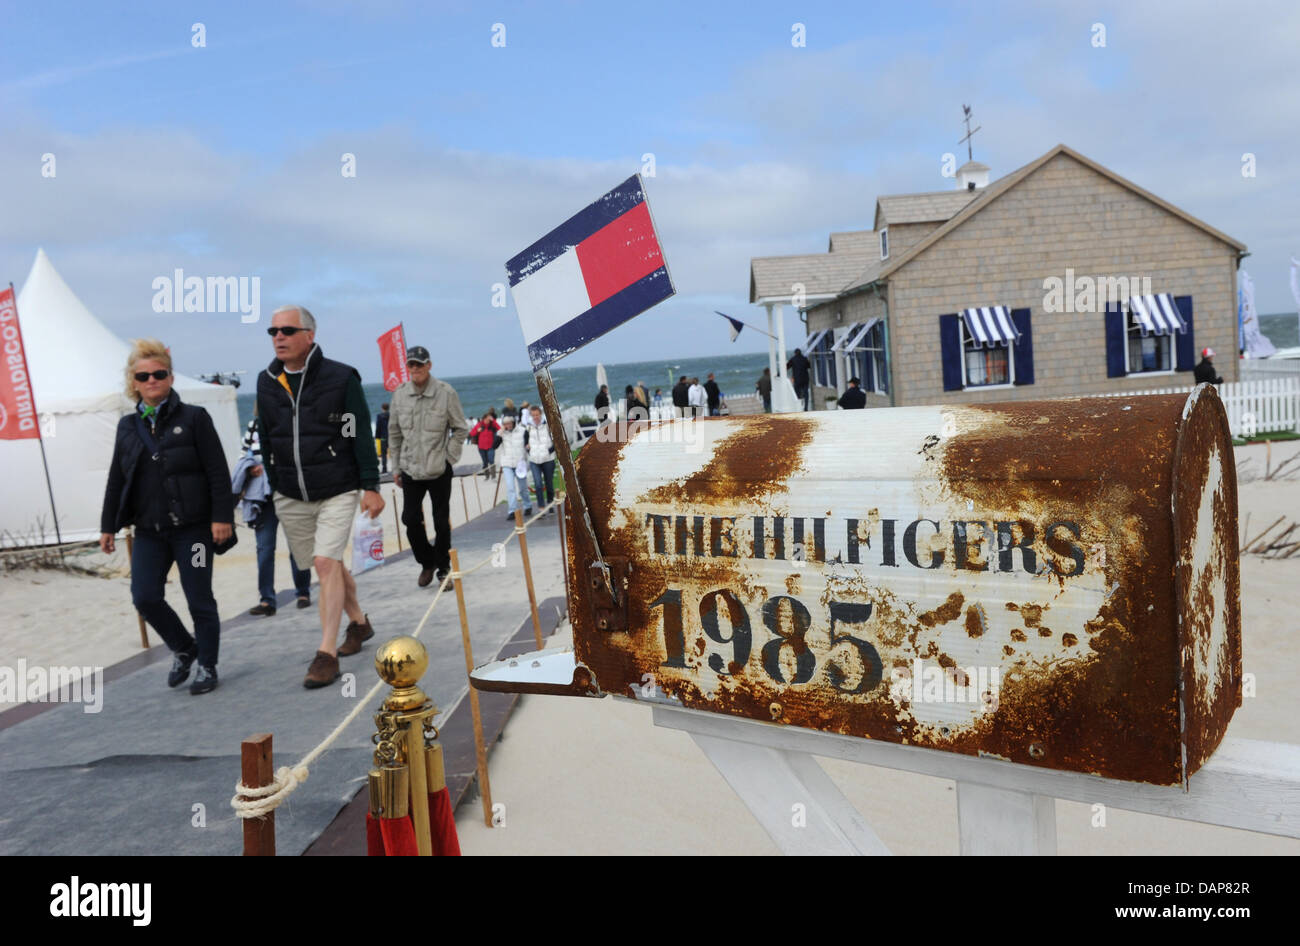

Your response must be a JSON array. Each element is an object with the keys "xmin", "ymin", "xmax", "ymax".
[{"xmin": 230, "ymin": 496, "xmax": 562, "ymax": 820}]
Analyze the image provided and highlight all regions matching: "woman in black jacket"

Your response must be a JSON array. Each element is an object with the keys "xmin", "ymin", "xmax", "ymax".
[{"xmin": 99, "ymin": 339, "xmax": 233, "ymax": 695}]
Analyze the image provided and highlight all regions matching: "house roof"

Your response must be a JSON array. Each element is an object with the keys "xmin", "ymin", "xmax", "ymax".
[
  {"xmin": 749, "ymin": 251, "xmax": 877, "ymax": 304},
  {"xmin": 874, "ymin": 190, "xmax": 979, "ymax": 227},
  {"xmin": 828, "ymin": 229, "xmax": 877, "ymax": 253},
  {"xmin": 840, "ymin": 143, "xmax": 1248, "ymax": 297}
]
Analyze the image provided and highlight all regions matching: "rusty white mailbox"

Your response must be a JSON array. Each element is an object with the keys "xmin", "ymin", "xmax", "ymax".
[{"xmin": 473, "ymin": 387, "xmax": 1241, "ymax": 787}]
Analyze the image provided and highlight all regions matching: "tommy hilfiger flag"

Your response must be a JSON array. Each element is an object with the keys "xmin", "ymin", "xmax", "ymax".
[
  {"xmin": 507, "ymin": 174, "xmax": 674, "ymax": 370},
  {"xmin": 716, "ymin": 311, "xmax": 745, "ymax": 342}
]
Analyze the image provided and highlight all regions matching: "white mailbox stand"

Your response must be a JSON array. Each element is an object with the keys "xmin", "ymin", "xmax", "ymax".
[{"xmin": 651, "ymin": 703, "xmax": 1300, "ymax": 856}]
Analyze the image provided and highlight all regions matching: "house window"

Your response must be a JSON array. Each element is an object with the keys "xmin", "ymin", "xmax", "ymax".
[
  {"xmin": 811, "ymin": 330, "xmax": 838, "ymax": 388},
  {"xmin": 848, "ymin": 320, "xmax": 888, "ymax": 394},
  {"xmin": 961, "ymin": 318, "xmax": 1012, "ymax": 387},
  {"xmin": 879, "ymin": 229, "xmax": 889, "ymax": 260},
  {"xmin": 1127, "ymin": 318, "xmax": 1173, "ymax": 373}
]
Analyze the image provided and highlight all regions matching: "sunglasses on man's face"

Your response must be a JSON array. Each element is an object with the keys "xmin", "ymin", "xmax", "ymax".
[
  {"xmin": 407, "ymin": 361, "xmax": 428, "ymax": 369},
  {"xmin": 134, "ymin": 370, "xmax": 170, "ymax": 382},
  {"xmin": 266, "ymin": 326, "xmax": 306, "ymax": 337}
]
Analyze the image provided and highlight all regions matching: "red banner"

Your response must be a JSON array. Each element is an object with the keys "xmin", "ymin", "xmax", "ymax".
[
  {"xmin": 377, "ymin": 324, "xmax": 409, "ymax": 392},
  {"xmin": 0, "ymin": 287, "xmax": 39, "ymax": 441}
]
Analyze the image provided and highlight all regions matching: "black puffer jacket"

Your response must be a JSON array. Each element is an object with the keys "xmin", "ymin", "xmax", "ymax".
[
  {"xmin": 100, "ymin": 391, "xmax": 233, "ymax": 533},
  {"xmin": 256, "ymin": 344, "xmax": 363, "ymax": 501}
]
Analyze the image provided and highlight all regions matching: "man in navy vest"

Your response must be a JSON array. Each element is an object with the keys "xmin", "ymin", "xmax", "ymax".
[{"xmin": 256, "ymin": 305, "xmax": 385, "ymax": 689}]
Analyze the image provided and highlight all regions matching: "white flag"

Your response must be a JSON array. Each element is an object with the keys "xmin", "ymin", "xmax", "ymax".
[{"xmin": 1239, "ymin": 270, "xmax": 1275, "ymax": 358}]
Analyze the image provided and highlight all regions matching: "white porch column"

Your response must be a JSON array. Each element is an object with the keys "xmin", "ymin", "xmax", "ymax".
[{"xmin": 764, "ymin": 303, "xmax": 778, "ymax": 381}]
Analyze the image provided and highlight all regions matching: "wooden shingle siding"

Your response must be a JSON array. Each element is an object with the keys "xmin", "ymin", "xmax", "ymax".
[{"xmin": 888, "ymin": 152, "xmax": 1239, "ymax": 405}]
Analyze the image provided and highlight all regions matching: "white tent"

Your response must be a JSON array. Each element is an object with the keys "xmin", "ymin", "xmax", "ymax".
[{"xmin": 1, "ymin": 250, "xmax": 241, "ymax": 546}]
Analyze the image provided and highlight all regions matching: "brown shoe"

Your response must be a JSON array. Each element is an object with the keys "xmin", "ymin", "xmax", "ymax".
[
  {"xmin": 418, "ymin": 567, "xmax": 434, "ymax": 588},
  {"xmin": 303, "ymin": 650, "xmax": 340, "ymax": 688},
  {"xmin": 337, "ymin": 614, "xmax": 375, "ymax": 657}
]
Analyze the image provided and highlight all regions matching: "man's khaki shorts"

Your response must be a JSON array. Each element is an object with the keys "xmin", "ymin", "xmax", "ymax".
[{"xmin": 275, "ymin": 490, "xmax": 359, "ymax": 564}]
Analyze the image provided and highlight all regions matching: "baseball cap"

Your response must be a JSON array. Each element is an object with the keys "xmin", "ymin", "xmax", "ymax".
[
  {"xmin": 1202, "ymin": 347, "xmax": 1215, "ymax": 358},
  {"xmin": 406, "ymin": 346, "xmax": 431, "ymax": 364}
]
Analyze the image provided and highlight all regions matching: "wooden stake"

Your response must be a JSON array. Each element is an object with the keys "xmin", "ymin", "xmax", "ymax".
[
  {"xmin": 459, "ymin": 476, "xmax": 469, "ymax": 524},
  {"xmin": 515, "ymin": 507, "xmax": 545, "ymax": 649},
  {"xmin": 241, "ymin": 733, "xmax": 275, "ymax": 856},
  {"xmin": 449, "ymin": 549, "xmax": 493, "ymax": 827},
  {"xmin": 492, "ymin": 468, "xmax": 502, "ymax": 509},
  {"xmin": 125, "ymin": 530, "xmax": 149, "ymax": 649},
  {"xmin": 1242, "ymin": 515, "xmax": 1285, "ymax": 553}
]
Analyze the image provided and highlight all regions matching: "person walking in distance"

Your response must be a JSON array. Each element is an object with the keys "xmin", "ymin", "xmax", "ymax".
[
  {"xmin": 671, "ymin": 375, "xmax": 690, "ymax": 418},
  {"xmin": 496, "ymin": 412, "xmax": 531, "ymax": 519},
  {"xmin": 256, "ymin": 305, "xmax": 385, "ymax": 690},
  {"xmin": 468, "ymin": 411, "xmax": 500, "ymax": 478},
  {"xmin": 704, "ymin": 372, "xmax": 722, "ymax": 416},
  {"xmin": 787, "ymin": 347, "xmax": 811, "ymax": 410},
  {"xmin": 687, "ymin": 376, "xmax": 706, "ymax": 418},
  {"xmin": 101, "ymin": 339, "xmax": 233, "ymax": 695},
  {"xmin": 375, "ymin": 403, "xmax": 391, "ymax": 474},
  {"xmin": 390, "ymin": 346, "xmax": 470, "ymax": 589},
  {"xmin": 838, "ymin": 376, "xmax": 867, "ymax": 409},
  {"xmin": 756, "ymin": 368, "xmax": 772, "ymax": 413},
  {"xmin": 233, "ymin": 412, "xmax": 312, "ymax": 616},
  {"xmin": 1194, "ymin": 348, "xmax": 1224, "ymax": 385},
  {"xmin": 525, "ymin": 404, "xmax": 557, "ymax": 513}
]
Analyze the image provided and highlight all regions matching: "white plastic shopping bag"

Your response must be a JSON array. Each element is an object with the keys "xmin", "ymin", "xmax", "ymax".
[{"xmin": 351, "ymin": 510, "xmax": 385, "ymax": 574}]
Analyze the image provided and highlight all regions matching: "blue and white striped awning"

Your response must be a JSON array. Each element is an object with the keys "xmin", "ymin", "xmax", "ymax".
[
  {"xmin": 1127, "ymin": 293, "xmax": 1187, "ymax": 337},
  {"xmin": 833, "ymin": 317, "xmax": 881, "ymax": 351},
  {"xmin": 961, "ymin": 306, "xmax": 1020, "ymax": 348},
  {"xmin": 802, "ymin": 329, "xmax": 830, "ymax": 352}
]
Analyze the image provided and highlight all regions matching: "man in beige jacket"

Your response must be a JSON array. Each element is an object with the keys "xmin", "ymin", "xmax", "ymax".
[{"xmin": 389, "ymin": 346, "xmax": 470, "ymax": 587}]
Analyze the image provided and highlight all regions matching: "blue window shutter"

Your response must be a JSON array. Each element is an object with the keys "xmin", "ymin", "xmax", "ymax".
[
  {"xmin": 939, "ymin": 314, "xmax": 962, "ymax": 391},
  {"xmin": 1105, "ymin": 303, "xmax": 1127, "ymax": 378},
  {"xmin": 1011, "ymin": 308, "xmax": 1034, "ymax": 386},
  {"xmin": 863, "ymin": 346, "xmax": 875, "ymax": 392},
  {"xmin": 1174, "ymin": 296, "xmax": 1195, "ymax": 372}
]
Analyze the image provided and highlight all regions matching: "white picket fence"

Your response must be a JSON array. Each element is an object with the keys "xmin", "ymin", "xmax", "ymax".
[{"xmin": 1098, "ymin": 378, "xmax": 1300, "ymax": 438}]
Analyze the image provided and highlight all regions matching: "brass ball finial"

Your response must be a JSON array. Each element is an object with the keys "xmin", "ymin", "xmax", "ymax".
[{"xmin": 376, "ymin": 636, "xmax": 428, "ymax": 689}]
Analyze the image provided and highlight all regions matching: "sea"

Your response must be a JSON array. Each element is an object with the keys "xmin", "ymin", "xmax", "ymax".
[
  {"xmin": 236, "ymin": 350, "xmax": 773, "ymax": 431},
  {"xmin": 234, "ymin": 315, "xmax": 1300, "ymax": 431}
]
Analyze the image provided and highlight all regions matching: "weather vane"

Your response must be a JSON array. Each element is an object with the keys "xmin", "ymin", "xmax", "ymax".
[{"xmin": 959, "ymin": 104, "xmax": 981, "ymax": 162}]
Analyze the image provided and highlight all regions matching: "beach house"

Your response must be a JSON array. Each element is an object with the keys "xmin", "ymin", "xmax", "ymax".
[{"xmin": 748, "ymin": 144, "xmax": 1247, "ymax": 409}]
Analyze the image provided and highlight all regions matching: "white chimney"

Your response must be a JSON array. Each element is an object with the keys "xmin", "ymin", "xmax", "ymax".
[{"xmin": 956, "ymin": 160, "xmax": 990, "ymax": 191}]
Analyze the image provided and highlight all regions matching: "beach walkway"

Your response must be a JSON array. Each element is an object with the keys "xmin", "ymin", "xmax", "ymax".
[{"xmin": 0, "ymin": 467, "xmax": 566, "ymax": 856}]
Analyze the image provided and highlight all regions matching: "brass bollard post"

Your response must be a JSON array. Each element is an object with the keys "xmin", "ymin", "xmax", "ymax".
[
  {"xmin": 514, "ymin": 507, "xmax": 544, "ymax": 649},
  {"xmin": 371, "ymin": 636, "xmax": 440, "ymax": 856}
]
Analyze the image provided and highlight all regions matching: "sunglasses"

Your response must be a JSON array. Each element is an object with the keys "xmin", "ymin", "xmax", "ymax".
[
  {"xmin": 133, "ymin": 370, "xmax": 170, "ymax": 382},
  {"xmin": 266, "ymin": 326, "xmax": 307, "ymax": 337},
  {"xmin": 406, "ymin": 361, "xmax": 429, "ymax": 368}
]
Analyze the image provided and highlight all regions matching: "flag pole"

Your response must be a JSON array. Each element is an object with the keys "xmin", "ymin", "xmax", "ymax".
[
  {"xmin": 10, "ymin": 283, "xmax": 62, "ymax": 549},
  {"xmin": 533, "ymin": 367, "xmax": 618, "ymax": 604},
  {"xmin": 715, "ymin": 311, "xmax": 775, "ymax": 339}
]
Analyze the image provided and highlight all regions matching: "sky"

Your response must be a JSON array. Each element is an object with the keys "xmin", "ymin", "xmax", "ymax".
[{"xmin": 2, "ymin": 0, "xmax": 1298, "ymax": 382}]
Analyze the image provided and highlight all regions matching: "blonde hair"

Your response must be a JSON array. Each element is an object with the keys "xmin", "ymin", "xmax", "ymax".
[{"xmin": 125, "ymin": 338, "xmax": 172, "ymax": 401}]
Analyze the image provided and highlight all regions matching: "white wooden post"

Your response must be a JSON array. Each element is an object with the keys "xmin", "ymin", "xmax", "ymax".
[
  {"xmin": 956, "ymin": 782, "xmax": 1057, "ymax": 855},
  {"xmin": 689, "ymin": 732, "xmax": 892, "ymax": 855}
]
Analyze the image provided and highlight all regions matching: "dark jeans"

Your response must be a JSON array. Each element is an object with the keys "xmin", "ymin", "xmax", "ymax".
[
  {"xmin": 401, "ymin": 464, "xmax": 453, "ymax": 570},
  {"xmin": 761, "ymin": 395, "xmax": 772, "ymax": 412},
  {"xmin": 530, "ymin": 460, "xmax": 556, "ymax": 507},
  {"xmin": 131, "ymin": 523, "xmax": 220, "ymax": 668},
  {"xmin": 379, "ymin": 439, "xmax": 388, "ymax": 473},
  {"xmin": 795, "ymin": 384, "xmax": 810, "ymax": 410},
  {"xmin": 254, "ymin": 501, "xmax": 311, "ymax": 605},
  {"xmin": 477, "ymin": 446, "xmax": 495, "ymax": 468}
]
